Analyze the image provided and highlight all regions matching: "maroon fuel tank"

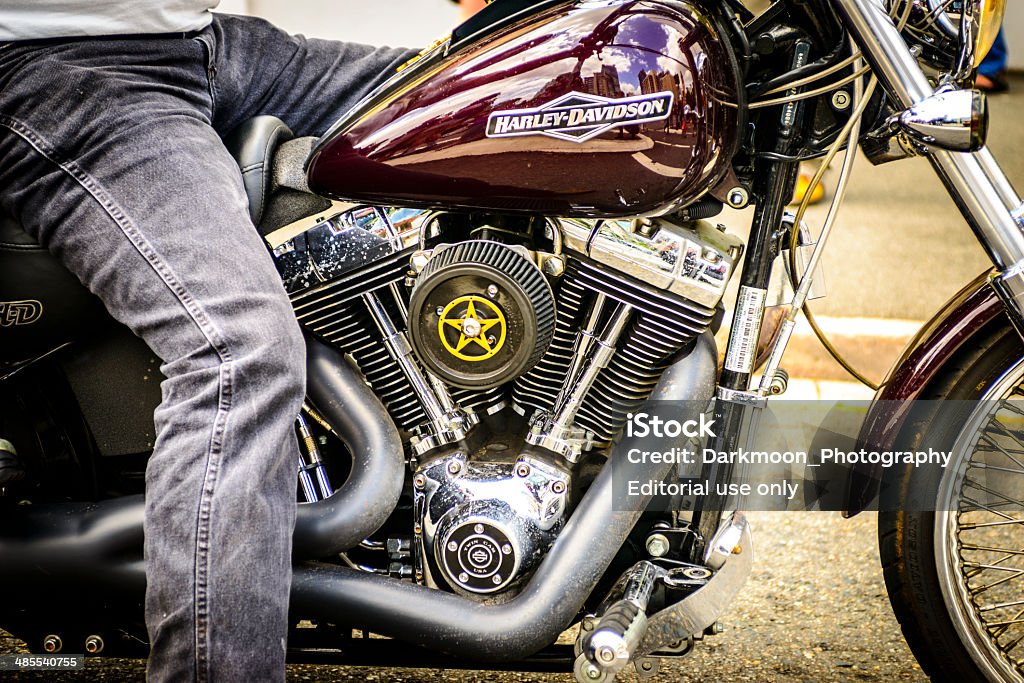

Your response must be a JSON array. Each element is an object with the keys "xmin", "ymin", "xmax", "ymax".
[{"xmin": 306, "ymin": 0, "xmax": 742, "ymax": 218}]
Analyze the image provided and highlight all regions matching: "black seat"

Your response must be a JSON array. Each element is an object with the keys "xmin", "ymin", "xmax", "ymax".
[
  {"xmin": 223, "ymin": 116, "xmax": 296, "ymax": 227},
  {"xmin": 224, "ymin": 117, "xmax": 333, "ymax": 236}
]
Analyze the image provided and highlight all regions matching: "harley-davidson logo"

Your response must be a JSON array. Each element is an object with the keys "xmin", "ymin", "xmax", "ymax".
[
  {"xmin": 486, "ymin": 91, "xmax": 674, "ymax": 143},
  {"xmin": 0, "ymin": 300, "xmax": 43, "ymax": 327}
]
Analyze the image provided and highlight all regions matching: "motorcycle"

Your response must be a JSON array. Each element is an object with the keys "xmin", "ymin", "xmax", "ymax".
[{"xmin": 0, "ymin": 0, "xmax": 1020, "ymax": 679}]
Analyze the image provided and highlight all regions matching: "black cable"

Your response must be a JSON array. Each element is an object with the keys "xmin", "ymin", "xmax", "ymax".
[
  {"xmin": 718, "ymin": 4, "xmax": 752, "ymax": 78},
  {"xmin": 755, "ymin": 149, "xmax": 832, "ymax": 162},
  {"xmin": 747, "ymin": 37, "xmax": 848, "ymax": 99}
]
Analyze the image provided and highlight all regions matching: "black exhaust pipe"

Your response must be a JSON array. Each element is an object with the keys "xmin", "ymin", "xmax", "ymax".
[
  {"xmin": 293, "ymin": 335, "xmax": 404, "ymax": 556},
  {"xmin": 1, "ymin": 332, "xmax": 716, "ymax": 662},
  {"xmin": 290, "ymin": 332, "xmax": 718, "ymax": 660},
  {"xmin": 0, "ymin": 336, "xmax": 404, "ymax": 586}
]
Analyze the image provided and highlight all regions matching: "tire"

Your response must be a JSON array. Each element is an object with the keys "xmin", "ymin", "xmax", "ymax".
[{"xmin": 880, "ymin": 323, "xmax": 1024, "ymax": 682}]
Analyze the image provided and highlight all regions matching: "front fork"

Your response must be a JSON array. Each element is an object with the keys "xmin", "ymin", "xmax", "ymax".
[
  {"xmin": 834, "ymin": 0, "xmax": 1024, "ymax": 329},
  {"xmin": 697, "ymin": 0, "xmax": 1024, "ymax": 555}
]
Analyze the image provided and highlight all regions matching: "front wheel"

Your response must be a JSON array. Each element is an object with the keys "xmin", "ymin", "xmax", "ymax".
[{"xmin": 881, "ymin": 325, "xmax": 1024, "ymax": 682}]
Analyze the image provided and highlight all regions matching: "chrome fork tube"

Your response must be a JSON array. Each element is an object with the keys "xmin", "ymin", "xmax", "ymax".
[{"xmin": 833, "ymin": 0, "xmax": 1024, "ymax": 284}]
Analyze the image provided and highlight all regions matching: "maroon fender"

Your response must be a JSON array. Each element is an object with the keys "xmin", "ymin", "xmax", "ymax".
[
  {"xmin": 306, "ymin": 0, "xmax": 741, "ymax": 218},
  {"xmin": 845, "ymin": 270, "xmax": 1008, "ymax": 516}
]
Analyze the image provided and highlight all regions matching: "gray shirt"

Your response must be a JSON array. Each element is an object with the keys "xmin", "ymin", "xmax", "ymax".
[{"xmin": 0, "ymin": 1, "xmax": 220, "ymax": 41}]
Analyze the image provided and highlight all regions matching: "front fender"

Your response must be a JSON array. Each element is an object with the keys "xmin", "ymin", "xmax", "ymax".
[{"xmin": 844, "ymin": 270, "xmax": 1008, "ymax": 516}]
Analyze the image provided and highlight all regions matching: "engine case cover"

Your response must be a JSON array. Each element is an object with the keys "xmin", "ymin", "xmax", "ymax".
[
  {"xmin": 414, "ymin": 450, "xmax": 570, "ymax": 596},
  {"xmin": 306, "ymin": 0, "xmax": 741, "ymax": 218},
  {"xmin": 408, "ymin": 241, "xmax": 556, "ymax": 390}
]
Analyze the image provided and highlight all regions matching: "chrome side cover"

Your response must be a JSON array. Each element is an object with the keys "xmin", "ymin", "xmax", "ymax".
[
  {"xmin": 271, "ymin": 206, "xmax": 428, "ymax": 292},
  {"xmin": 559, "ymin": 218, "xmax": 743, "ymax": 310}
]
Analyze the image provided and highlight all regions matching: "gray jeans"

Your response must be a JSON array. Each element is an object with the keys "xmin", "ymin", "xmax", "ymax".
[{"xmin": 0, "ymin": 15, "xmax": 413, "ymax": 682}]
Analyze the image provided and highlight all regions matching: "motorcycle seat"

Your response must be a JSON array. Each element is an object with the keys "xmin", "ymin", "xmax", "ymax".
[
  {"xmin": 225, "ymin": 116, "xmax": 333, "ymax": 237},
  {"xmin": 223, "ymin": 115, "xmax": 296, "ymax": 227}
]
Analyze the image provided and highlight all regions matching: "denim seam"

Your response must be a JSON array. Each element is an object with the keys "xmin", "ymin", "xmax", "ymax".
[
  {"xmin": 192, "ymin": 35, "xmax": 218, "ymax": 113},
  {"xmin": 0, "ymin": 113, "xmax": 233, "ymax": 683}
]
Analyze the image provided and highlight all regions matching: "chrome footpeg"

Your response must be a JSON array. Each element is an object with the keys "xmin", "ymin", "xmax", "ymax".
[
  {"xmin": 573, "ymin": 559, "xmax": 711, "ymax": 682},
  {"xmin": 573, "ymin": 514, "xmax": 753, "ymax": 681},
  {"xmin": 574, "ymin": 561, "xmax": 659, "ymax": 682}
]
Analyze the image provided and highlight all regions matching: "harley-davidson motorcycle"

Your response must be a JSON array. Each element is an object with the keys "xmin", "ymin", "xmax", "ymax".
[{"xmin": 2, "ymin": 0, "xmax": 1023, "ymax": 680}]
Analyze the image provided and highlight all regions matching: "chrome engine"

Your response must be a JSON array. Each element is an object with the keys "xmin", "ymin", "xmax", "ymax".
[
  {"xmin": 272, "ymin": 205, "xmax": 740, "ymax": 597},
  {"xmin": 414, "ymin": 450, "xmax": 570, "ymax": 596}
]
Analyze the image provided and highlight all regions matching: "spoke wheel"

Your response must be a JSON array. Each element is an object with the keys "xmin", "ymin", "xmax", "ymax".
[
  {"xmin": 937, "ymin": 361, "xmax": 1024, "ymax": 681},
  {"xmin": 879, "ymin": 325, "xmax": 1024, "ymax": 683}
]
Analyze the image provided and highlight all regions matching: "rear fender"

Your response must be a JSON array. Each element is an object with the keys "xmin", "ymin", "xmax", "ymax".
[{"xmin": 844, "ymin": 270, "xmax": 1008, "ymax": 516}]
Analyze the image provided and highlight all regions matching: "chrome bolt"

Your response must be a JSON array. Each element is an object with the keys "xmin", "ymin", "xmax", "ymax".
[
  {"xmin": 596, "ymin": 646, "xmax": 617, "ymax": 664},
  {"xmin": 711, "ymin": 622, "xmax": 725, "ymax": 634},
  {"xmin": 447, "ymin": 459, "xmax": 462, "ymax": 476},
  {"xmin": 542, "ymin": 256, "xmax": 566, "ymax": 277},
  {"xmin": 474, "ymin": 523, "xmax": 485, "ymax": 534},
  {"xmin": 831, "ymin": 90, "xmax": 852, "ymax": 110},
  {"xmin": 582, "ymin": 616, "xmax": 597, "ymax": 632},
  {"xmin": 459, "ymin": 572, "xmax": 470, "ymax": 583},
  {"xmin": 413, "ymin": 473, "xmax": 427, "ymax": 489},
  {"xmin": 414, "ymin": 523, "xmax": 422, "ymax": 534},
  {"xmin": 631, "ymin": 217, "xmax": 655, "ymax": 236},
  {"xmin": 435, "ymin": 306, "xmax": 445, "ymax": 316},
  {"xmin": 646, "ymin": 533, "xmax": 671, "ymax": 558},
  {"xmin": 515, "ymin": 463, "xmax": 531, "ymax": 478},
  {"xmin": 461, "ymin": 317, "xmax": 482, "ymax": 338},
  {"xmin": 492, "ymin": 574, "xmax": 503, "ymax": 585},
  {"xmin": 410, "ymin": 250, "xmax": 432, "ymax": 273},
  {"xmin": 43, "ymin": 635, "xmax": 62, "ymax": 653},
  {"xmin": 486, "ymin": 284, "xmax": 499, "ymax": 297},
  {"xmin": 502, "ymin": 543, "xmax": 513, "ymax": 555},
  {"xmin": 583, "ymin": 663, "xmax": 603, "ymax": 680},
  {"xmin": 448, "ymin": 541, "xmax": 458, "ymax": 552},
  {"xmin": 636, "ymin": 221, "xmax": 658, "ymax": 238},
  {"xmin": 85, "ymin": 635, "xmax": 104, "ymax": 654},
  {"xmin": 486, "ymin": 335, "xmax": 497, "ymax": 345},
  {"xmin": 726, "ymin": 187, "xmax": 749, "ymax": 208},
  {"xmin": 551, "ymin": 480, "xmax": 567, "ymax": 494},
  {"xmin": 640, "ymin": 660, "xmax": 654, "ymax": 672}
]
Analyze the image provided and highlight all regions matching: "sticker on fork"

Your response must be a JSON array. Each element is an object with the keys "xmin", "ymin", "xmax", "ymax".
[{"xmin": 724, "ymin": 286, "xmax": 767, "ymax": 374}]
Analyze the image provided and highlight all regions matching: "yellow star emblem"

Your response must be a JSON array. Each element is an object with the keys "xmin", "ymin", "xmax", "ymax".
[{"xmin": 438, "ymin": 296, "xmax": 507, "ymax": 361}]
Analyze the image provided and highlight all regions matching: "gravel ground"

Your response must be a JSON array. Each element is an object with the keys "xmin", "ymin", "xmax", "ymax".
[{"xmin": 1, "ymin": 511, "xmax": 927, "ymax": 683}]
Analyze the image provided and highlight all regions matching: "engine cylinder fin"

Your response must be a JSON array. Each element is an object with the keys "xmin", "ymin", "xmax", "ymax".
[
  {"xmin": 513, "ymin": 257, "xmax": 715, "ymax": 446},
  {"xmin": 450, "ymin": 386, "xmax": 507, "ymax": 415},
  {"xmin": 336, "ymin": 302, "xmax": 429, "ymax": 431},
  {"xmin": 290, "ymin": 250, "xmax": 410, "ymax": 312},
  {"xmin": 289, "ymin": 245, "xmax": 505, "ymax": 432},
  {"xmin": 511, "ymin": 275, "xmax": 590, "ymax": 417},
  {"xmin": 289, "ymin": 255, "xmax": 430, "ymax": 431}
]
